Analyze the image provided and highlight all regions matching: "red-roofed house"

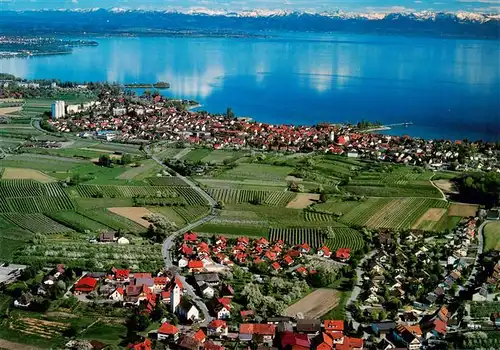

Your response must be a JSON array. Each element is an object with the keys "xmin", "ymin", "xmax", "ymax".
[
  {"xmin": 208, "ymin": 320, "xmax": 229, "ymax": 337},
  {"xmin": 296, "ymin": 266, "xmax": 308, "ymax": 277},
  {"xmin": 127, "ymin": 338, "xmax": 152, "ymax": 350},
  {"xmin": 235, "ymin": 253, "xmax": 247, "ymax": 264},
  {"xmin": 184, "ymin": 232, "xmax": 198, "ymax": 243},
  {"xmin": 180, "ymin": 244, "xmax": 194, "ymax": 256},
  {"xmin": 113, "ymin": 268, "xmax": 130, "ymax": 282},
  {"xmin": 74, "ymin": 276, "xmax": 98, "ymax": 294},
  {"xmin": 188, "ymin": 260, "xmax": 204, "ymax": 272},
  {"xmin": 281, "ymin": 332, "xmax": 310, "ymax": 350},
  {"xmin": 336, "ymin": 248, "xmax": 351, "ymax": 262},
  {"xmin": 239, "ymin": 324, "xmax": 276, "ymax": 345},
  {"xmin": 204, "ymin": 341, "xmax": 224, "ymax": 350},
  {"xmin": 315, "ymin": 333, "xmax": 333, "ymax": 350},
  {"xmin": 298, "ymin": 243, "xmax": 310, "ymax": 253},
  {"xmin": 264, "ymin": 251, "xmax": 277, "ymax": 261},
  {"xmin": 215, "ymin": 298, "xmax": 231, "ymax": 319},
  {"xmin": 337, "ymin": 135, "xmax": 349, "ymax": 145},
  {"xmin": 237, "ymin": 237, "xmax": 249, "ymax": 246},
  {"xmin": 109, "ymin": 287, "xmax": 124, "ymax": 302},
  {"xmin": 194, "ymin": 329, "xmax": 206, "ymax": 343},
  {"xmin": 283, "ymin": 255, "xmax": 294, "ymax": 266},
  {"xmin": 324, "ymin": 320, "xmax": 344, "ymax": 333},
  {"xmin": 255, "ymin": 237, "xmax": 269, "ymax": 247},
  {"xmin": 153, "ymin": 276, "xmax": 168, "ymax": 287},
  {"xmin": 317, "ymin": 246, "xmax": 332, "ymax": 258},
  {"xmin": 240, "ymin": 310, "xmax": 255, "ymax": 321},
  {"xmin": 215, "ymin": 236, "xmax": 227, "ymax": 246},
  {"xmin": 158, "ymin": 322, "xmax": 180, "ymax": 341},
  {"xmin": 271, "ymin": 262, "xmax": 282, "ymax": 272}
]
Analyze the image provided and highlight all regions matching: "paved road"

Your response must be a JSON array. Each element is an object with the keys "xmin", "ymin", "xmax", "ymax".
[
  {"xmin": 177, "ymin": 275, "xmax": 214, "ymax": 326},
  {"xmin": 146, "ymin": 145, "xmax": 217, "ymax": 325},
  {"xmin": 345, "ymin": 249, "xmax": 378, "ymax": 328},
  {"xmin": 430, "ymin": 173, "xmax": 448, "ymax": 201},
  {"xmin": 466, "ymin": 220, "xmax": 489, "ymax": 286}
]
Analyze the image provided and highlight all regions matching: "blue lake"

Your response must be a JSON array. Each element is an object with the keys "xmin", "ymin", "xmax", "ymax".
[{"xmin": 0, "ymin": 33, "xmax": 498, "ymax": 141}]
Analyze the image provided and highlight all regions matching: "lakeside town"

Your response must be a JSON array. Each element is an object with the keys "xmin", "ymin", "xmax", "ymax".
[
  {"xmin": 37, "ymin": 86, "xmax": 499, "ymax": 173},
  {"xmin": 0, "ymin": 79, "xmax": 499, "ymax": 350}
]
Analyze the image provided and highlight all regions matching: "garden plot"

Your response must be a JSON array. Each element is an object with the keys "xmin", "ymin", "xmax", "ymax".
[
  {"xmin": 286, "ymin": 193, "xmax": 320, "ymax": 209},
  {"xmin": 284, "ymin": 289, "xmax": 340, "ymax": 319},
  {"xmin": 15, "ymin": 240, "xmax": 164, "ymax": 271},
  {"xmin": 107, "ymin": 207, "xmax": 154, "ymax": 227},
  {"xmin": 1, "ymin": 168, "xmax": 55, "ymax": 183},
  {"xmin": 217, "ymin": 163, "xmax": 293, "ymax": 182},
  {"xmin": 412, "ymin": 208, "xmax": 447, "ymax": 229},
  {"xmin": 448, "ymin": 203, "xmax": 478, "ymax": 217}
]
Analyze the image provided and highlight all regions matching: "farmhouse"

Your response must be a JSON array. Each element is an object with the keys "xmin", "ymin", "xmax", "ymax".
[
  {"xmin": 239, "ymin": 324, "xmax": 276, "ymax": 345},
  {"xmin": 158, "ymin": 322, "xmax": 180, "ymax": 341},
  {"xmin": 74, "ymin": 276, "xmax": 98, "ymax": 294}
]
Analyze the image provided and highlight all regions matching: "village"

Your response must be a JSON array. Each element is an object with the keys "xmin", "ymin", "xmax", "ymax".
[
  {"xmin": 43, "ymin": 91, "xmax": 500, "ymax": 173},
  {"xmin": 1, "ymin": 219, "xmax": 498, "ymax": 350}
]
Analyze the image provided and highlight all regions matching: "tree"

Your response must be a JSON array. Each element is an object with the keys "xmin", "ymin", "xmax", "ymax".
[
  {"xmin": 121, "ymin": 153, "xmax": 133, "ymax": 165},
  {"xmin": 126, "ymin": 313, "xmax": 150, "ymax": 332},
  {"xmin": 98, "ymin": 154, "xmax": 113, "ymax": 167},
  {"xmin": 309, "ymin": 268, "xmax": 337, "ymax": 288}
]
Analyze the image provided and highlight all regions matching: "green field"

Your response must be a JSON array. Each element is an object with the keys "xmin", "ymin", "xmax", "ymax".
[
  {"xmin": 217, "ymin": 163, "xmax": 294, "ymax": 182},
  {"xmin": 324, "ymin": 227, "xmax": 365, "ymax": 252},
  {"xmin": 268, "ymin": 227, "xmax": 326, "ymax": 248},
  {"xmin": 0, "ymin": 180, "xmax": 75, "ymax": 214},
  {"xmin": 484, "ymin": 221, "xmax": 500, "ymax": 252},
  {"xmin": 14, "ymin": 238, "xmax": 163, "ymax": 270},
  {"xmin": 196, "ymin": 222, "xmax": 269, "ymax": 237},
  {"xmin": 313, "ymin": 197, "xmax": 451, "ymax": 231},
  {"xmin": 78, "ymin": 209, "xmax": 145, "ymax": 233},
  {"xmin": 46, "ymin": 211, "xmax": 110, "ymax": 232},
  {"xmin": 181, "ymin": 148, "xmax": 213, "ymax": 162},
  {"xmin": 2, "ymin": 213, "xmax": 73, "ymax": 234},
  {"xmin": 206, "ymin": 188, "xmax": 296, "ymax": 206}
]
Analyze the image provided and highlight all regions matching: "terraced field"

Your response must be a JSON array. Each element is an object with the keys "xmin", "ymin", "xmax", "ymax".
[
  {"xmin": 0, "ymin": 180, "xmax": 75, "ymax": 213},
  {"xmin": 325, "ymin": 227, "xmax": 365, "ymax": 252},
  {"xmin": 206, "ymin": 188, "xmax": 296, "ymax": 206},
  {"xmin": 2, "ymin": 213, "xmax": 73, "ymax": 234},
  {"xmin": 78, "ymin": 209, "xmax": 145, "ymax": 233},
  {"xmin": 304, "ymin": 211, "xmax": 336, "ymax": 222},
  {"xmin": 73, "ymin": 185, "xmax": 207, "ymax": 206},
  {"xmin": 148, "ymin": 176, "xmax": 189, "ymax": 186},
  {"xmin": 269, "ymin": 227, "xmax": 326, "ymax": 248},
  {"xmin": 363, "ymin": 198, "xmax": 449, "ymax": 230},
  {"xmin": 173, "ymin": 206, "xmax": 211, "ymax": 223},
  {"xmin": 46, "ymin": 211, "xmax": 110, "ymax": 232}
]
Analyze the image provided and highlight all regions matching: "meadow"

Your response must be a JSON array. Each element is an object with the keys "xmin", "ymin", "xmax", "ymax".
[{"xmin": 484, "ymin": 222, "xmax": 500, "ymax": 252}]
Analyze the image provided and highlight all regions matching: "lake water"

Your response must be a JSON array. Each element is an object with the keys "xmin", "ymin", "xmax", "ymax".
[{"xmin": 0, "ymin": 33, "xmax": 499, "ymax": 141}]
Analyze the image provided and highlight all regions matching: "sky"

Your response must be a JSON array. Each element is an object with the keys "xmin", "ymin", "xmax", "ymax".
[{"xmin": 0, "ymin": 0, "xmax": 498, "ymax": 13}]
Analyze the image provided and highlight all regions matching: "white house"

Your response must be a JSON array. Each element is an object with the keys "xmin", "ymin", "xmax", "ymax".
[
  {"xmin": 178, "ymin": 303, "xmax": 200, "ymax": 321},
  {"xmin": 109, "ymin": 287, "xmax": 124, "ymax": 302},
  {"xmin": 207, "ymin": 320, "xmax": 228, "ymax": 338},
  {"xmin": 178, "ymin": 258, "xmax": 188, "ymax": 268},
  {"xmin": 215, "ymin": 301, "xmax": 231, "ymax": 320},
  {"xmin": 117, "ymin": 237, "xmax": 130, "ymax": 245},
  {"xmin": 200, "ymin": 284, "xmax": 215, "ymax": 299}
]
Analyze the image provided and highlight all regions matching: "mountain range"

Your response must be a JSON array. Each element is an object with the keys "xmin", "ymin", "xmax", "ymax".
[{"xmin": 0, "ymin": 9, "xmax": 498, "ymax": 39}]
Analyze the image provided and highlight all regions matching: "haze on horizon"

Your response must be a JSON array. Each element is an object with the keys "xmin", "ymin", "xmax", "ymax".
[{"xmin": 0, "ymin": 0, "xmax": 498, "ymax": 13}]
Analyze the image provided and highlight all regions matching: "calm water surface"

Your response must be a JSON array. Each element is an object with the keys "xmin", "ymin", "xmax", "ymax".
[{"xmin": 0, "ymin": 33, "xmax": 498, "ymax": 141}]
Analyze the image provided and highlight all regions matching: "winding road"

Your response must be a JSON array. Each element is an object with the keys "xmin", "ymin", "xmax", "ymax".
[{"xmin": 146, "ymin": 145, "xmax": 217, "ymax": 325}]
